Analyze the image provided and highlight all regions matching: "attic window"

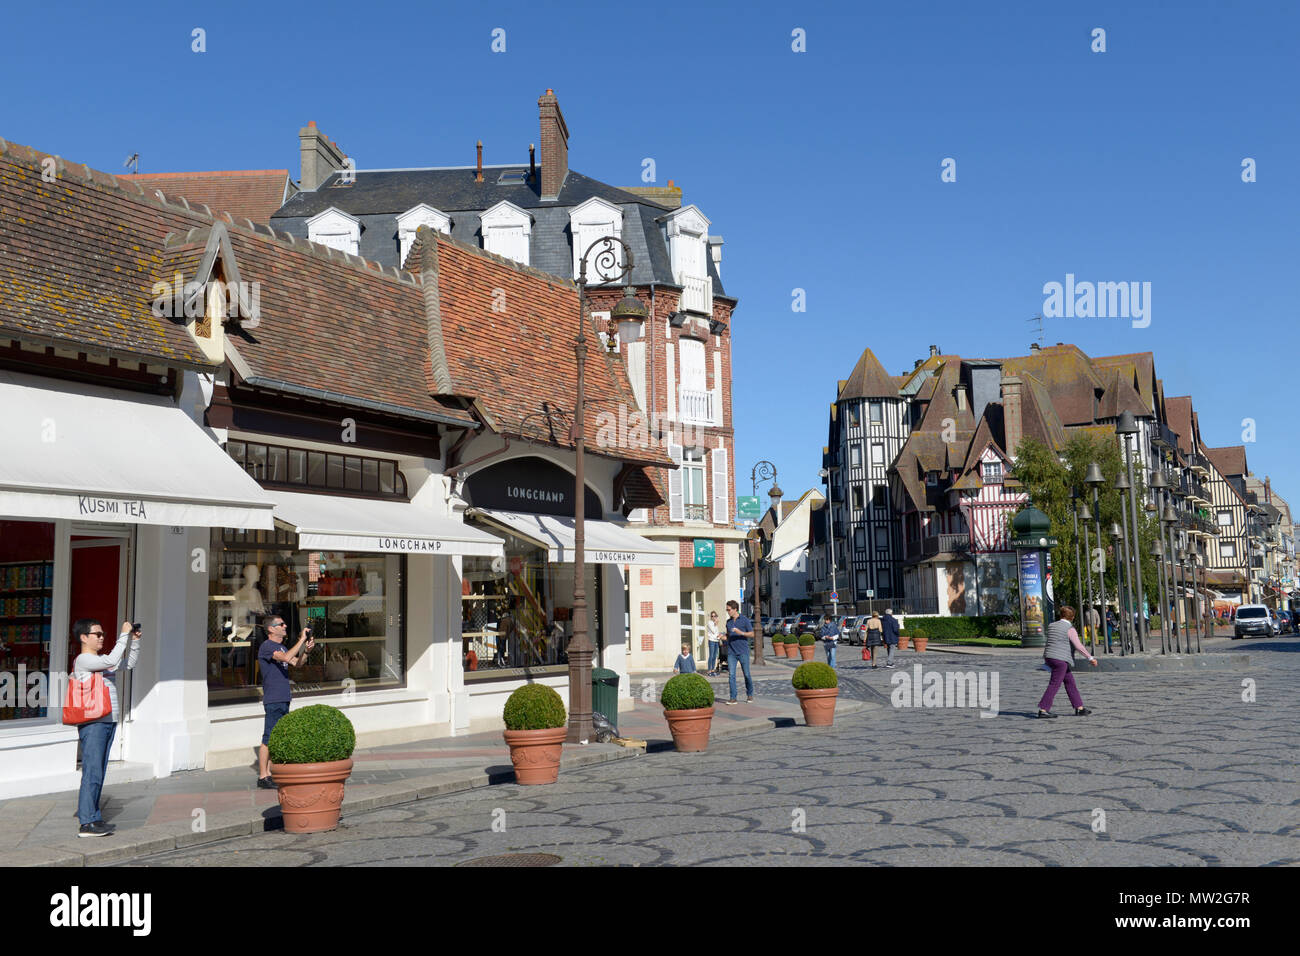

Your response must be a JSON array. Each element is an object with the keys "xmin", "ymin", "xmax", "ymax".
[
  {"xmin": 982, "ymin": 462, "xmax": 1003, "ymax": 484},
  {"xmin": 926, "ymin": 471, "xmax": 939, "ymax": 487},
  {"xmin": 497, "ymin": 170, "xmax": 528, "ymax": 185}
]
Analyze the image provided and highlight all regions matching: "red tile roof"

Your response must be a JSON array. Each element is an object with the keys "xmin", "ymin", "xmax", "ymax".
[
  {"xmin": 123, "ymin": 170, "xmax": 292, "ymax": 226},
  {"xmin": 1205, "ymin": 446, "xmax": 1248, "ymax": 479}
]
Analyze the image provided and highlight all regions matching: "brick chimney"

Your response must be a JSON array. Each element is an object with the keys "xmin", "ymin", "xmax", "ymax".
[
  {"xmin": 299, "ymin": 121, "xmax": 347, "ymax": 191},
  {"xmin": 1002, "ymin": 376, "xmax": 1024, "ymax": 460},
  {"xmin": 538, "ymin": 89, "xmax": 569, "ymax": 201}
]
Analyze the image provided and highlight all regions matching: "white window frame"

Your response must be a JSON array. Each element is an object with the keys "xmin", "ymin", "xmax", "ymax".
[
  {"xmin": 869, "ymin": 402, "xmax": 882, "ymax": 424},
  {"xmin": 982, "ymin": 461, "xmax": 1003, "ymax": 484},
  {"xmin": 1220, "ymin": 541, "xmax": 1236, "ymax": 558},
  {"xmin": 870, "ymin": 443, "xmax": 885, "ymax": 466},
  {"xmin": 306, "ymin": 207, "xmax": 361, "ymax": 256},
  {"xmin": 396, "ymin": 203, "xmax": 451, "ymax": 265},
  {"xmin": 850, "ymin": 444, "xmax": 862, "ymax": 468},
  {"xmin": 1217, "ymin": 510, "xmax": 1233, "ymax": 527},
  {"xmin": 480, "ymin": 200, "xmax": 532, "ymax": 265},
  {"xmin": 570, "ymin": 197, "xmax": 624, "ymax": 280}
]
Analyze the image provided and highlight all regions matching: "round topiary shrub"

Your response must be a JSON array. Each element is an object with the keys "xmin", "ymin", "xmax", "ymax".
[
  {"xmin": 268, "ymin": 704, "xmax": 356, "ymax": 764},
  {"xmin": 798, "ymin": 633, "xmax": 816, "ymax": 646},
  {"xmin": 503, "ymin": 683, "xmax": 567, "ymax": 730},
  {"xmin": 661, "ymin": 672, "xmax": 715, "ymax": 710},
  {"xmin": 912, "ymin": 628, "xmax": 928, "ymax": 640},
  {"xmin": 782, "ymin": 632, "xmax": 797, "ymax": 643},
  {"xmin": 792, "ymin": 661, "xmax": 839, "ymax": 690}
]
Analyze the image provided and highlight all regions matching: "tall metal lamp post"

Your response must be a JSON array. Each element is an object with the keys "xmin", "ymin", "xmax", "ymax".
[
  {"xmin": 1110, "ymin": 521, "xmax": 1130, "ymax": 656},
  {"xmin": 1148, "ymin": 469, "xmax": 1171, "ymax": 653},
  {"xmin": 1116, "ymin": 411, "xmax": 1148, "ymax": 652},
  {"xmin": 568, "ymin": 236, "xmax": 646, "ymax": 744},
  {"xmin": 1084, "ymin": 463, "xmax": 1109, "ymax": 653},
  {"xmin": 1151, "ymin": 538, "xmax": 1169, "ymax": 654},
  {"xmin": 1070, "ymin": 486, "xmax": 1085, "ymax": 624},
  {"xmin": 1078, "ymin": 497, "xmax": 1096, "ymax": 652},
  {"xmin": 1114, "ymin": 471, "xmax": 1138, "ymax": 653},
  {"xmin": 1162, "ymin": 503, "xmax": 1181, "ymax": 653},
  {"xmin": 819, "ymin": 467, "xmax": 839, "ymax": 621},
  {"xmin": 750, "ymin": 460, "xmax": 779, "ymax": 665}
]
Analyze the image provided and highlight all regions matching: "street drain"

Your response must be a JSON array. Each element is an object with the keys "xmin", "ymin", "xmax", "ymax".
[{"xmin": 456, "ymin": 853, "xmax": 562, "ymax": 867}]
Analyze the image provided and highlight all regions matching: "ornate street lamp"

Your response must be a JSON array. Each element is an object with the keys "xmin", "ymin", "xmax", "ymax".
[
  {"xmin": 1110, "ymin": 521, "xmax": 1130, "ymax": 656},
  {"xmin": 1149, "ymin": 470, "xmax": 1171, "ymax": 654},
  {"xmin": 1084, "ymin": 462, "xmax": 1109, "ymax": 653},
  {"xmin": 568, "ymin": 236, "xmax": 644, "ymax": 743},
  {"xmin": 750, "ymin": 460, "xmax": 779, "ymax": 665},
  {"xmin": 1161, "ymin": 502, "xmax": 1181, "ymax": 653},
  {"xmin": 1114, "ymin": 471, "xmax": 1138, "ymax": 653},
  {"xmin": 1079, "ymin": 499, "xmax": 1097, "ymax": 652},
  {"xmin": 1070, "ymin": 486, "xmax": 1085, "ymax": 629},
  {"xmin": 1116, "ymin": 411, "xmax": 1149, "ymax": 652},
  {"xmin": 1151, "ymin": 538, "xmax": 1169, "ymax": 654}
]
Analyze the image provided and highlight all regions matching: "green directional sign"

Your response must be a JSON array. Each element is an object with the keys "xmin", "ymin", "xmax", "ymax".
[
  {"xmin": 737, "ymin": 496, "xmax": 761, "ymax": 520},
  {"xmin": 693, "ymin": 538, "xmax": 716, "ymax": 568}
]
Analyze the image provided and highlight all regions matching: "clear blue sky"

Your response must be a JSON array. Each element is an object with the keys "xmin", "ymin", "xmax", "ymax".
[{"xmin": 2, "ymin": 0, "xmax": 1296, "ymax": 506}]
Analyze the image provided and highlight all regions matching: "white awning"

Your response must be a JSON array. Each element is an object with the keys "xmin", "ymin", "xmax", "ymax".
[
  {"xmin": 271, "ymin": 490, "xmax": 504, "ymax": 556},
  {"xmin": 472, "ymin": 509, "xmax": 675, "ymax": 566},
  {"xmin": 0, "ymin": 370, "xmax": 275, "ymax": 529}
]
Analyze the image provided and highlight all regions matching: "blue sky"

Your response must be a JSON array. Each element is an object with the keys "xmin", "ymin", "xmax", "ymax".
[{"xmin": 2, "ymin": 0, "xmax": 1296, "ymax": 506}]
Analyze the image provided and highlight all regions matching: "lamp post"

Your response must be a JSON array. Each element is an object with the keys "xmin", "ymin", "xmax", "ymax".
[
  {"xmin": 1180, "ymin": 552, "xmax": 1195, "ymax": 653},
  {"xmin": 1162, "ymin": 502, "xmax": 1181, "ymax": 653},
  {"xmin": 1151, "ymin": 538, "xmax": 1169, "ymax": 654},
  {"xmin": 1116, "ymin": 412, "xmax": 1149, "ymax": 652},
  {"xmin": 568, "ymin": 236, "xmax": 644, "ymax": 744},
  {"xmin": 1079, "ymin": 499, "xmax": 1096, "ymax": 652},
  {"xmin": 1084, "ymin": 463, "xmax": 1109, "ymax": 653},
  {"xmin": 1193, "ymin": 553, "xmax": 1204, "ymax": 652},
  {"xmin": 1110, "ymin": 521, "xmax": 1129, "ymax": 656},
  {"xmin": 1070, "ymin": 486, "xmax": 1085, "ymax": 621},
  {"xmin": 819, "ymin": 467, "xmax": 839, "ymax": 622},
  {"xmin": 750, "ymin": 461, "xmax": 778, "ymax": 666},
  {"xmin": 1114, "ymin": 471, "xmax": 1138, "ymax": 653}
]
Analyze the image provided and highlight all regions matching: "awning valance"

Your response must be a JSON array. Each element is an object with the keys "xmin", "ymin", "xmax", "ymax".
[
  {"xmin": 0, "ymin": 370, "xmax": 275, "ymax": 529},
  {"xmin": 470, "ymin": 509, "xmax": 675, "ymax": 566},
  {"xmin": 270, "ymin": 490, "xmax": 504, "ymax": 556}
]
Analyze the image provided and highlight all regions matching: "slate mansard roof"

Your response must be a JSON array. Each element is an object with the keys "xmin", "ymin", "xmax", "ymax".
[{"xmin": 271, "ymin": 166, "xmax": 725, "ymax": 295}]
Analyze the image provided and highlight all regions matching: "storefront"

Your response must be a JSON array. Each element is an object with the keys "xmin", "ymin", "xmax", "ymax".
[{"xmin": 0, "ymin": 370, "xmax": 276, "ymax": 798}]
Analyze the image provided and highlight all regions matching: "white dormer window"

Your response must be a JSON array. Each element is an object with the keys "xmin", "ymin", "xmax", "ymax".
[
  {"xmin": 306, "ymin": 207, "xmax": 361, "ymax": 256},
  {"xmin": 663, "ymin": 205, "xmax": 712, "ymax": 314},
  {"xmin": 480, "ymin": 200, "xmax": 532, "ymax": 265},
  {"xmin": 570, "ymin": 197, "xmax": 624, "ymax": 281},
  {"xmin": 396, "ymin": 203, "xmax": 451, "ymax": 265}
]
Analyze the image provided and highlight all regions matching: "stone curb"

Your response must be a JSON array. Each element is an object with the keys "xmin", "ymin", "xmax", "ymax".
[
  {"xmin": 1071, "ymin": 654, "xmax": 1251, "ymax": 673},
  {"xmin": 0, "ymin": 698, "xmax": 879, "ymax": 867}
]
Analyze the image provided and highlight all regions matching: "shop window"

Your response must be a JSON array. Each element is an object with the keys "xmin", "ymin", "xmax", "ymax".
[
  {"xmin": 0, "ymin": 520, "xmax": 55, "ymax": 723},
  {"xmin": 226, "ymin": 441, "xmax": 407, "ymax": 499},
  {"xmin": 207, "ymin": 529, "xmax": 406, "ymax": 705},
  {"xmin": 461, "ymin": 527, "xmax": 603, "ymax": 674}
]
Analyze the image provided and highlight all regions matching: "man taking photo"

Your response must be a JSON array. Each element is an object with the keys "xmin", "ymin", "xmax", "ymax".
[{"xmin": 256, "ymin": 616, "xmax": 314, "ymax": 789}]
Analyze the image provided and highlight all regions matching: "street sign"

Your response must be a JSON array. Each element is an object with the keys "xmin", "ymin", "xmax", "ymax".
[
  {"xmin": 865, "ymin": 589, "xmax": 875, "ymax": 598},
  {"xmin": 693, "ymin": 538, "xmax": 716, "ymax": 568},
  {"xmin": 830, "ymin": 591, "xmax": 838, "ymax": 602},
  {"xmin": 737, "ymin": 496, "xmax": 761, "ymax": 520}
]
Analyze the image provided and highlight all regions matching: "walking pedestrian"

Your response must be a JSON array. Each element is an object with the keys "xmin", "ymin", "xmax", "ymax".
[
  {"xmin": 818, "ymin": 613, "xmax": 839, "ymax": 669},
  {"xmin": 705, "ymin": 610, "xmax": 722, "ymax": 676},
  {"xmin": 256, "ymin": 615, "xmax": 314, "ymax": 789},
  {"xmin": 865, "ymin": 612, "xmax": 884, "ymax": 668},
  {"xmin": 1084, "ymin": 604, "xmax": 1101, "ymax": 648},
  {"xmin": 723, "ymin": 599, "xmax": 754, "ymax": 704},
  {"xmin": 1037, "ymin": 606, "xmax": 1098, "ymax": 718},
  {"xmin": 880, "ymin": 608, "xmax": 901, "ymax": 668},
  {"xmin": 71, "ymin": 619, "xmax": 141, "ymax": 837},
  {"xmin": 1105, "ymin": 606, "xmax": 1117, "ymax": 651}
]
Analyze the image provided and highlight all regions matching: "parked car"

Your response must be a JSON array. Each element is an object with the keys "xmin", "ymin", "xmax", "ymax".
[
  {"xmin": 1233, "ymin": 605, "xmax": 1273, "ymax": 639},
  {"xmin": 1276, "ymin": 610, "xmax": 1293, "ymax": 635},
  {"xmin": 838, "ymin": 614, "xmax": 865, "ymax": 645},
  {"xmin": 795, "ymin": 613, "xmax": 820, "ymax": 636},
  {"xmin": 775, "ymin": 616, "xmax": 795, "ymax": 636}
]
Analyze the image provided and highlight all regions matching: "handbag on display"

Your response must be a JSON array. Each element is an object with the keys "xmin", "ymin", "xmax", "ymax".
[
  {"xmin": 325, "ymin": 650, "xmax": 349, "ymax": 682},
  {"xmin": 349, "ymin": 650, "xmax": 369, "ymax": 679},
  {"xmin": 62, "ymin": 673, "xmax": 112, "ymax": 725}
]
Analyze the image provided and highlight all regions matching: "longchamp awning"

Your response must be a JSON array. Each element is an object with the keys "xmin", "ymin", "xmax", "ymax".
[
  {"xmin": 271, "ymin": 490, "xmax": 504, "ymax": 556},
  {"xmin": 470, "ymin": 509, "xmax": 675, "ymax": 566},
  {"xmin": 0, "ymin": 370, "xmax": 275, "ymax": 529}
]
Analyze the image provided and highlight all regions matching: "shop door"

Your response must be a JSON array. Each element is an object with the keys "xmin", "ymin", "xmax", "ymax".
[
  {"xmin": 70, "ymin": 536, "xmax": 129, "ymax": 761},
  {"xmin": 679, "ymin": 589, "xmax": 705, "ymax": 661}
]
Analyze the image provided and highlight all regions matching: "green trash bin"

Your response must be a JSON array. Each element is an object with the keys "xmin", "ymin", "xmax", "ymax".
[{"xmin": 591, "ymin": 668, "xmax": 620, "ymax": 734}]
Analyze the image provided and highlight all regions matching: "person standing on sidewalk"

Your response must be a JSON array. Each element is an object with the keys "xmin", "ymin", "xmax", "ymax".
[
  {"xmin": 818, "ymin": 613, "xmax": 839, "ymax": 669},
  {"xmin": 1037, "ymin": 606, "xmax": 1098, "ymax": 718},
  {"xmin": 1084, "ymin": 604, "xmax": 1101, "ymax": 649},
  {"xmin": 723, "ymin": 600, "xmax": 754, "ymax": 704},
  {"xmin": 72, "ymin": 619, "xmax": 141, "ymax": 837},
  {"xmin": 880, "ymin": 609, "xmax": 901, "ymax": 668},
  {"xmin": 256, "ymin": 616, "xmax": 314, "ymax": 789},
  {"xmin": 705, "ymin": 610, "xmax": 723, "ymax": 676},
  {"xmin": 865, "ymin": 612, "xmax": 884, "ymax": 668}
]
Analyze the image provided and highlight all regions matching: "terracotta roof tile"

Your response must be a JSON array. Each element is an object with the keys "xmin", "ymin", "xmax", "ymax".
[
  {"xmin": 1205, "ymin": 446, "xmax": 1248, "ymax": 479},
  {"xmin": 123, "ymin": 170, "xmax": 292, "ymax": 226},
  {"xmin": 838, "ymin": 348, "xmax": 899, "ymax": 400}
]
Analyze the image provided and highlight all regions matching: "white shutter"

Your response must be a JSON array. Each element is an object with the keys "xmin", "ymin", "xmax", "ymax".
[
  {"xmin": 712, "ymin": 446, "xmax": 728, "ymax": 524},
  {"xmin": 679, "ymin": 339, "xmax": 706, "ymax": 391},
  {"xmin": 668, "ymin": 443, "xmax": 684, "ymax": 522}
]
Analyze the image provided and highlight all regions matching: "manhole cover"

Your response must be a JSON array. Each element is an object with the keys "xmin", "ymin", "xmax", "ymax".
[{"xmin": 456, "ymin": 853, "xmax": 562, "ymax": 867}]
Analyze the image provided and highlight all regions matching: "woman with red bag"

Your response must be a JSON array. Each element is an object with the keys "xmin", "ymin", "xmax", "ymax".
[{"xmin": 70, "ymin": 619, "xmax": 140, "ymax": 838}]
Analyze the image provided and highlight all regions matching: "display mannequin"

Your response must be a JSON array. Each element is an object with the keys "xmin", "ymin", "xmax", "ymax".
[{"xmin": 231, "ymin": 564, "xmax": 265, "ymax": 640}]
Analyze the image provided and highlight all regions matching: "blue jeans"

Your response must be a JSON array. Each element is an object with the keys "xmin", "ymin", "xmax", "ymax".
[
  {"xmin": 824, "ymin": 641, "xmax": 837, "ymax": 669},
  {"xmin": 707, "ymin": 642, "xmax": 720, "ymax": 672},
  {"xmin": 884, "ymin": 643, "xmax": 897, "ymax": 664},
  {"xmin": 77, "ymin": 720, "xmax": 116, "ymax": 825},
  {"xmin": 727, "ymin": 643, "xmax": 753, "ymax": 700}
]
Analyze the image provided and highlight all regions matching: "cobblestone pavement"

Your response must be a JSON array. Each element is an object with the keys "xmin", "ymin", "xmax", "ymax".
[{"xmin": 128, "ymin": 640, "xmax": 1300, "ymax": 867}]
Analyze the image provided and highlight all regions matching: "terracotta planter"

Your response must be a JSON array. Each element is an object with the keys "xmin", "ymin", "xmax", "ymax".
[
  {"xmin": 798, "ymin": 643, "xmax": 815, "ymax": 660},
  {"xmin": 773, "ymin": 641, "xmax": 787, "ymax": 658},
  {"xmin": 898, "ymin": 636, "xmax": 911, "ymax": 650},
  {"xmin": 912, "ymin": 637, "xmax": 929, "ymax": 652},
  {"xmin": 664, "ymin": 706, "xmax": 714, "ymax": 752},
  {"xmin": 795, "ymin": 687, "xmax": 839, "ymax": 726},
  {"xmin": 270, "ymin": 758, "xmax": 354, "ymax": 833},
  {"xmin": 503, "ymin": 726, "xmax": 567, "ymax": 785}
]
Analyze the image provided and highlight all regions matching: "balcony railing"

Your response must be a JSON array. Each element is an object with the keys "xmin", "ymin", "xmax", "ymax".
[
  {"xmin": 679, "ymin": 274, "xmax": 713, "ymax": 315},
  {"xmin": 679, "ymin": 387, "xmax": 717, "ymax": 426},
  {"xmin": 1152, "ymin": 422, "xmax": 1179, "ymax": 450},
  {"xmin": 1188, "ymin": 452, "xmax": 1210, "ymax": 474},
  {"xmin": 683, "ymin": 503, "xmax": 709, "ymax": 521},
  {"xmin": 906, "ymin": 532, "xmax": 971, "ymax": 561}
]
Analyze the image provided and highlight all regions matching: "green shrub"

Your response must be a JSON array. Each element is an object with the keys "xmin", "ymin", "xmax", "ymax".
[
  {"xmin": 912, "ymin": 628, "xmax": 928, "ymax": 640},
  {"xmin": 798, "ymin": 633, "xmax": 816, "ymax": 646},
  {"xmin": 503, "ymin": 683, "xmax": 567, "ymax": 730},
  {"xmin": 792, "ymin": 661, "xmax": 838, "ymax": 690},
  {"xmin": 897, "ymin": 616, "xmax": 1008, "ymax": 639},
  {"xmin": 661, "ymin": 673, "xmax": 715, "ymax": 710},
  {"xmin": 268, "ymin": 705, "xmax": 356, "ymax": 764}
]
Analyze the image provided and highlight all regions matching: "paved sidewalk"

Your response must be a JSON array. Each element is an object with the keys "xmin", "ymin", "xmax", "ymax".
[{"xmin": 0, "ymin": 666, "xmax": 871, "ymax": 867}]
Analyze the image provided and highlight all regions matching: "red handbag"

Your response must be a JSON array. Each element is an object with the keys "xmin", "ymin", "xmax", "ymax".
[
  {"xmin": 62, "ymin": 673, "xmax": 112, "ymax": 725},
  {"xmin": 861, "ymin": 647, "xmax": 871, "ymax": 661}
]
